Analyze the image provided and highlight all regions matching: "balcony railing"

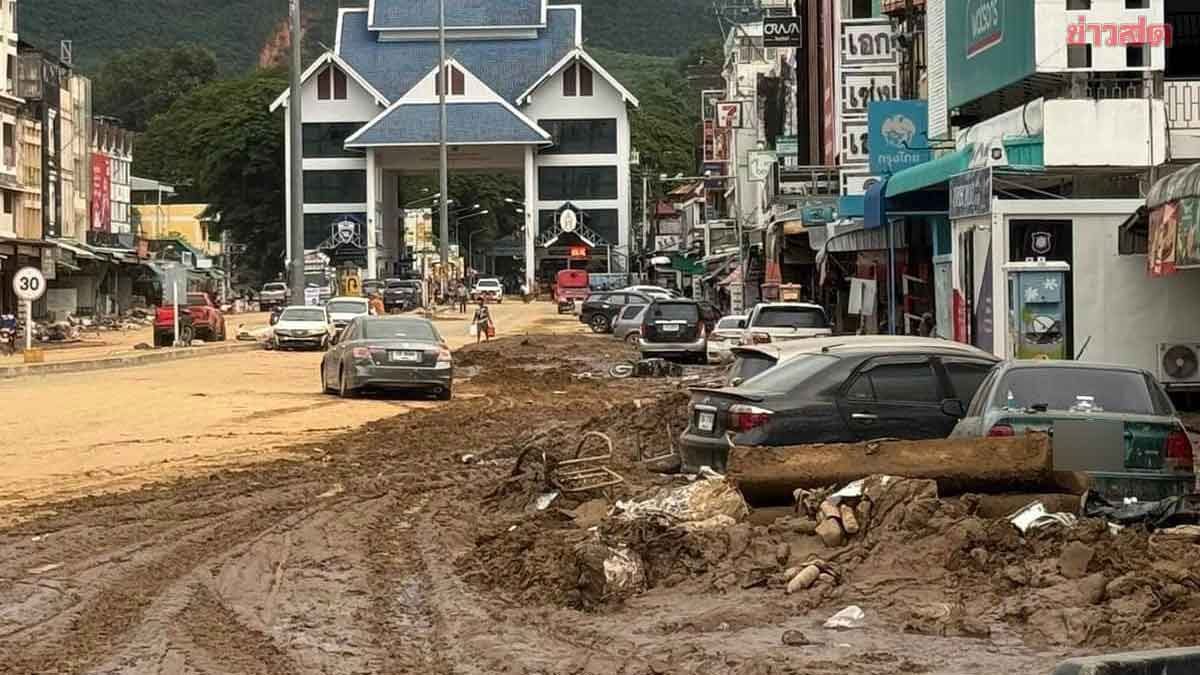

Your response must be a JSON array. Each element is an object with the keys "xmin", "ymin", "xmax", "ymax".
[{"xmin": 1166, "ymin": 79, "xmax": 1200, "ymax": 130}]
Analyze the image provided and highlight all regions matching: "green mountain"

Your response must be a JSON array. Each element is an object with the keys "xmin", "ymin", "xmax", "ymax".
[{"xmin": 19, "ymin": 0, "xmax": 718, "ymax": 75}]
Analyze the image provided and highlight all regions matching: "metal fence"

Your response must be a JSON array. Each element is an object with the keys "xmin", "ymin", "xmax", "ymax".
[{"xmin": 1166, "ymin": 79, "xmax": 1200, "ymax": 130}]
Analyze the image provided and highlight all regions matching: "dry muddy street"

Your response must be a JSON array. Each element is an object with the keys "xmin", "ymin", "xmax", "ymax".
[{"xmin": 1, "ymin": 334, "xmax": 1196, "ymax": 675}]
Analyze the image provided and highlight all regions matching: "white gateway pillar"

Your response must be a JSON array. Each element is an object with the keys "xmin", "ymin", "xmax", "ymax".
[
  {"xmin": 523, "ymin": 146, "xmax": 536, "ymax": 292},
  {"xmin": 366, "ymin": 148, "xmax": 378, "ymax": 278}
]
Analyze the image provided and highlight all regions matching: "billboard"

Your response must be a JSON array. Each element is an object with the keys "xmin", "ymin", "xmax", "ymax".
[
  {"xmin": 91, "ymin": 154, "xmax": 111, "ymax": 232},
  {"xmin": 868, "ymin": 100, "xmax": 932, "ymax": 175},
  {"xmin": 947, "ymin": 0, "xmax": 1036, "ymax": 109}
]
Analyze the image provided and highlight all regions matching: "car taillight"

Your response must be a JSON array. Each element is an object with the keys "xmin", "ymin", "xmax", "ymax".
[
  {"xmin": 988, "ymin": 424, "xmax": 1015, "ymax": 437},
  {"xmin": 1166, "ymin": 430, "xmax": 1194, "ymax": 470},
  {"xmin": 352, "ymin": 347, "xmax": 371, "ymax": 360},
  {"xmin": 750, "ymin": 332, "xmax": 771, "ymax": 344},
  {"xmin": 729, "ymin": 404, "xmax": 773, "ymax": 432}
]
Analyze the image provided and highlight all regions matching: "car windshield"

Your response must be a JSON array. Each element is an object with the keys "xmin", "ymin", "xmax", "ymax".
[
  {"xmin": 362, "ymin": 320, "xmax": 438, "ymax": 341},
  {"xmin": 729, "ymin": 352, "xmax": 778, "ymax": 384},
  {"xmin": 263, "ymin": 283, "xmax": 286, "ymax": 292},
  {"xmin": 754, "ymin": 306, "xmax": 828, "ymax": 329},
  {"xmin": 740, "ymin": 354, "xmax": 838, "ymax": 391},
  {"xmin": 650, "ymin": 303, "xmax": 698, "ymax": 321},
  {"xmin": 478, "ymin": 280, "xmax": 501, "ymax": 288},
  {"xmin": 993, "ymin": 367, "xmax": 1158, "ymax": 415},
  {"xmin": 280, "ymin": 308, "xmax": 325, "ymax": 322},
  {"xmin": 716, "ymin": 316, "xmax": 744, "ymax": 330},
  {"xmin": 186, "ymin": 296, "xmax": 207, "ymax": 307},
  {"xmin": 386, "ymin": 280, "xmax": 411, "ymax": 289},
  {"xmin": 327, "ymin": 301, "xmax": 367, "ymax": 314}
]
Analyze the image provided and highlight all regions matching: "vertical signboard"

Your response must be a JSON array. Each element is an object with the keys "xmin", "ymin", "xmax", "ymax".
[
  {"xmin": 947, "ymin": 0, "xmax": 1035, "ymax": 109},
  {"xmin": 41, "ymin": 60, "xmax": 63, "ymax": 239},
  {"xmin": 91, "ymin": 154, "xmax": 111, "ymax": 232},
  {"xmin": 838, "ymin": 19, "xmax": 898, "ymax": 195}
]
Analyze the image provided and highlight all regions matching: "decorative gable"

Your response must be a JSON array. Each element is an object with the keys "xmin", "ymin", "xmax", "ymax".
[{"xmin": 369, "ymin": 0, "xmax": 545, "ymax": 31}]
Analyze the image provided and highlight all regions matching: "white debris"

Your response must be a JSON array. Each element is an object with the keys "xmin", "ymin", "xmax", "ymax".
[
  {"xmin": 824, "ymin": 605, "xmax": 866, "ymax": 630},
  {"xmin": 1008, "ymin": 500, "xmax": 1078, "ymax": 534},
  {"xmin": 614, "ymin": 476, "xmax": 748, "ymax": 524}
]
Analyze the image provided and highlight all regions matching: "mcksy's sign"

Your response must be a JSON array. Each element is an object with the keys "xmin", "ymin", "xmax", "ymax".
[
  {"xmin": 763, "ymin": 17, "xmax": 804, "ymax": 47},
  {"xmin": 967, "ymin": 0, "xmax": 1004, "ymax": 58}
]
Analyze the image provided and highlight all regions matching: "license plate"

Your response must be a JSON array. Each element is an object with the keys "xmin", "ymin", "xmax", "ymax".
[
  {"xmin": 662, "ymin": 324, "xmax": 680, "ymax": 333},
  {"xmin": 390, "ymin": 350, "xmax": 421, "ymax": 363},
  {"xmin": 698, "ymin": 412, "xmax": 715, "ymax": 432}
]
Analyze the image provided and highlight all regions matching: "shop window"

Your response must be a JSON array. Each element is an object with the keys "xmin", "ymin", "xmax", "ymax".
[
  {"xmin": 538, "ymin": 119, "xmax": 617, "ymax": 155},
  {"xmin": 3, "ymin": 192, "xmax": 12, "ymax": 215},
  {"xmin": 1067, "ymin": 44, "xmax": 1092, "ymax": 69}
]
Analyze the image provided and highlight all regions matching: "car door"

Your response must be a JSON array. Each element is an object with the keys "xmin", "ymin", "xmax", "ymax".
[
  {"xmin": 839, "ymin": 356, "xmax": 949, "ymax": 441},
  {"xmin": 328, "ymin": 319, "xmax": 358, "ymax": 381},
  {"xmin": 614, "ymin": 303, "xmax": 647, "ymax": 338}
]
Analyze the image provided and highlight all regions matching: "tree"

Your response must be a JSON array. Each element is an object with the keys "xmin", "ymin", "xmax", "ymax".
[
  {"xmin": 137, "ymin": 70, "xmax": 288, "ymax": 283},
  {"xmin": 93, "ymin": 46, "xmax": 219, "ymax": 131}
]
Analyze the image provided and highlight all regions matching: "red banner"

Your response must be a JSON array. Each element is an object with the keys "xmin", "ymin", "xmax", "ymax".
[{"xmin": 91, "ymin": 154, "xmax": 111, "ymax": 232}]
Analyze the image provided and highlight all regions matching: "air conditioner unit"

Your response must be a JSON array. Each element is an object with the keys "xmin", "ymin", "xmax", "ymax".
[{"xmin": 1159, "ymin": 342, "xmax": 1200, "ymax": 385}]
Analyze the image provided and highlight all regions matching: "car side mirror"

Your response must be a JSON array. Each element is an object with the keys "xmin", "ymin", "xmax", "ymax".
[{"xmin": 941, "ymin": 399, "xmax": 967, "ymax": 418}]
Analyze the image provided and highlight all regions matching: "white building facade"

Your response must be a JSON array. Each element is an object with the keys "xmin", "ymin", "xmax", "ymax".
[{"xmin": 271, "ymin": 0, "xmax": 638, "ymax": 287}]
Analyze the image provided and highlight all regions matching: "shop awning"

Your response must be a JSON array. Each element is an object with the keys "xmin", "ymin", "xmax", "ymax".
[
  {"xmin": 1147, "ymin": 162, "xmax": 1200, "ymax": 210},
  {"xmin": 885, "ymin": 144, "xmax": 975, "ymax": 198},
  {"xmin": 808, "ymin": 219, "xmax": 908, "ymax": 252},
  {"xmin": 51, "ymin": 239, "xmax": 101, "ymax": 260}
]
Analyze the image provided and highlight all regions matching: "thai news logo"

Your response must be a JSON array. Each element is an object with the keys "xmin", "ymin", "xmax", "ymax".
[{"xmin": 1067, "ymin": 16, "xmax": 1173, "ymax": 48}]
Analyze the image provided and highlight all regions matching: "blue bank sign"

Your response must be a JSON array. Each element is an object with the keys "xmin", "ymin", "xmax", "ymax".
[
  {"xmin": 868, "ymin": 100, "xmax": 931, "ymax": 176},
  {"xmin": 967, "ymin": 0, "xmax": 1005, "ymax": 58}
]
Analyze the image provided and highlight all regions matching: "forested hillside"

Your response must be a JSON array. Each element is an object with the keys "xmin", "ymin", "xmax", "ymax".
[{"xmin": 20, "ymin": 0, "xmax": 718, "ymax": 74}]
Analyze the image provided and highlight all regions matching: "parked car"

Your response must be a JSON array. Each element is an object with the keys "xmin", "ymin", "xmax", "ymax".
[
  {"xmin": 639, "ymin": 298, "xmax": 708, "ymax": 363},
  {"xmin": 326, "ymin": 296, "xmax": 371, "ymax": 332},
  {"xmin": 383, "ymin": 279, "xmax": 423, "ymax": 312},
  {"xmin": 951, "ymin": 360, "xmax": 1195, "ymax": 501},
  {"xmin": 272, "ymin": 306, "xmax": 334, "ymax": 351},
  {"xmin": 727, "ymin": 335, "xmax": 994, "ymax": 386},
  {"xmin": 621, "ymin": 285, "xmax": 677, "ymax": 299},
  {"xmin": 612, "ymin": 302, "xmax": 650, "ymax": 344},
  {"xmin": 321, "ymin": 316, "xmax": 453, "ymax": 400},
  {"xmin": 679, "ymin": 342, "xmax": 1001, "ymax": 472},
  {"xmin": 473, "ymin": 277, "xmax": 504, "ymax": 303},
  {"xmin": 362, "ymin": 279, "xmax": 385, "ymax": 298},
  {"xmin": 740, "ymin": 302, "xmax": 832, "ymax": 345},
  {"xmin": 260, "ymin": 282, "xmax": 290, "ymax": 310},
  {"xmin": 579, "ymin": 290, "xmax": 652, "ymax": 333},
  {"xmin": 707, "ymin": 315, "xmax": 747, "ymax": 364},
  {"xmin": 155, "ymin": 293, "xmax": 225, "ymax": 347}
]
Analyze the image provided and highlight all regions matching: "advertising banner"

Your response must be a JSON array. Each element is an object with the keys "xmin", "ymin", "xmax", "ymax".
[
  {"xmin": 91, "ymin": 154, "xmax": 111, "ymax": 232},
  {"xmin": 947, "ymin": 0, "xmax": 1035, "ymax": 109},
  {"xmin": 868, "ymin": 100, "xmax": 932, "ymax": 176},
  {"xmin": 1177, "ymin": 197, "xmax": 1200, "ymax": 269},
  {"xmin": 949, "ymin": 168, "xmax": 993, "ymax": 220},
  {"xmin": 1149, "ymin": 202, "xmax": 1179, "ymax": 278},
  {"xmin": 763, "ymin": 16, "xmax": 804, "ymax": 48},
  {"xmin": 841, "ymin": 20, "xmax": 899, "ymax": 66}
]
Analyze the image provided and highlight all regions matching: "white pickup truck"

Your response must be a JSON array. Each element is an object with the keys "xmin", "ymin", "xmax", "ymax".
[{"xmin": 740, "ymin": 302, "xmax": 833, "ymax": 345}]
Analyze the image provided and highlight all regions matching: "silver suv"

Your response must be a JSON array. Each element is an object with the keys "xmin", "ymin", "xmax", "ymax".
[{"xmin": 638, "ymin": 299, "xmax": 707, "ymax": 363}]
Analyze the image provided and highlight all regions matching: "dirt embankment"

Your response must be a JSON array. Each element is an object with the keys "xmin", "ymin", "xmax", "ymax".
[{"xmin": 2, "ymin": 333, "xmax": 1197, "ymax": 675}]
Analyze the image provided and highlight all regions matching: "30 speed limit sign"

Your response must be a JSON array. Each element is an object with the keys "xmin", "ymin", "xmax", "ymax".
[{"xmin": 12, "ymin": 266, "xmax": 47, "ymax": 302}]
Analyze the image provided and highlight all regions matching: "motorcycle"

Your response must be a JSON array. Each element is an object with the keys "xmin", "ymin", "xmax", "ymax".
[{"xmin": 0, "ymin": 314, "xmax": 18, "ymax": 356}]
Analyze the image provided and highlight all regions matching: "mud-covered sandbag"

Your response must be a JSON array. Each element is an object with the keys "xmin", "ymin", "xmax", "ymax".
[{"xmin": 614, "ymin": 476, "xmax": 749, "ymax": 524}]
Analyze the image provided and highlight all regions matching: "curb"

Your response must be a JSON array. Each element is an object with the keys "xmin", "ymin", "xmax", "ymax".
[
  {"xmin": 0, "ymin": 341, "xmax": 262, "ymax": 380},
  {"xmin": 1052, "ymin": 647, "xmax": 1200, "ymax": 674}
]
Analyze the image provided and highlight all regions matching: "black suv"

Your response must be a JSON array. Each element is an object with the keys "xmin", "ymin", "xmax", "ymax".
[
  {"xmin": 383, "ymin": 279, "xmax": 423, "ymax": 311},
  {"xmin": 679, "ymin": 342, "xmax": 1000, "ymax": 473},
  {"xmin": 579, "ymin": 290, "xmax": 652, "ymax": 333}
]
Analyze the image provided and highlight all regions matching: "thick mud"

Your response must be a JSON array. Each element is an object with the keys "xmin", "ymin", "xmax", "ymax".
[{"xmin": 1, "ymin": 334, "xmax": 1197, "ymax": 675}]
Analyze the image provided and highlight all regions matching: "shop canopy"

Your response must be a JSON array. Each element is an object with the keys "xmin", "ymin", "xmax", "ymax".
[
  {"xmin": 1147, "ymin": 162, "xmax": 1200, "ymax": 210},
  {"xmin": 884, "ymin": 144, "xmax": 976, "ymax": 199}
]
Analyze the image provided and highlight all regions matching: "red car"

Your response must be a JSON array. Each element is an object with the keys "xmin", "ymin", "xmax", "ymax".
[
  {"xmin": 154, "ymin": 292, "xmax": 226, "ymax": 347},
  {"xmin": 554, "ymin": 269, "xmax": 590, "ymax": 314}
]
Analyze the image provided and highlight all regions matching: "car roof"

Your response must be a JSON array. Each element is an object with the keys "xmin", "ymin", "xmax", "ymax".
[
  {"xmin": 1001, "ymin": 360, "xmax": 1151, "ymax": 375},
  {"xmin": 281, "ymin": 305, "xmax": 324, "ymax": 311},
  {"xmin": 329, "ymin": 296, "xmax": 368, "ymax": 303},
  {"xmin": 754, "ymin": 302, "xmax": 824, "ymax": 310},
  {"xmin": 651, "ymin": 297, "xmax": 699, "ymax": 304},
  {"xmin": 734, "ymin": 336, "xmax": 998, "ymax": 361}
]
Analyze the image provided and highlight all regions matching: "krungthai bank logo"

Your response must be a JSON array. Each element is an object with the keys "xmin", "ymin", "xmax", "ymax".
[
  {"xmin": 1067, "ymin": 16, "xmax": 1173, "ymax": 48},
  {"xmin": 881, "ymin": 114, "xmax": 917, "ymax": 151}
]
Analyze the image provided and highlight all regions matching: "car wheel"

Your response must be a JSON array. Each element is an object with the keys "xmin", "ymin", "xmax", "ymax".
[
  {"xmin": 624, "ymin": 331, "xmax": 639, "ymax": 345},
  {"xmin": 338, "ymin": 367, "xmax": 355, "ymax": 398},
  {"xmin": 437, "ymin": 386, "xmax": 452, "ymax": 401},
  {"xmin": 590, "ymin": 314, "xmax": 610, "ymax": 334},
  {"xmin": 321, "ymin": 364, "xmax": 336, "ymax": 394},
  {"xmin": 179, "ymin": 325, "xmax": 195, "ymax": 346},
  {"xmin": 216, "ymin": 324, "xmax": 227, "ymax": 342}
]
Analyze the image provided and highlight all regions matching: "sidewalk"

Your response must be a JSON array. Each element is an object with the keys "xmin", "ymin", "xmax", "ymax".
[{"xmin": 0, "ymin": 312, "xmax": 271, "ymax": 379}]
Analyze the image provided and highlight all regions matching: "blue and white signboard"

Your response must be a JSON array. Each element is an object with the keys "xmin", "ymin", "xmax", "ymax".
[{"xmin": 868, "ymin": 100, "xmax": 931, "ymax": 176}]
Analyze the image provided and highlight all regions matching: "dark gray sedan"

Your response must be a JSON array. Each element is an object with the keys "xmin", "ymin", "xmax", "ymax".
[{"xmin": 320, "ymin": 316, "xmax": 453, "ymax": 399}]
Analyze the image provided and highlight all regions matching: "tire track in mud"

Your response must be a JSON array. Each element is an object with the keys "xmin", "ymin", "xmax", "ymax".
[{"xmin": 178, "ymin": 584, "xmax": 299, "ymax": 675}]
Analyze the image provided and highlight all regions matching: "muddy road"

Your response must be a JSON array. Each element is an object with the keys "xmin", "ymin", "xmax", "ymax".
[{"xmin": 1, "ymin": 335, "xmax": 1196, "ymax": 675}]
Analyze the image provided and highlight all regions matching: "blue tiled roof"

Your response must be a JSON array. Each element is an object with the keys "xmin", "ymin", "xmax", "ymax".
[
  {"xmin": 347, "ymin": 102, "xmax": 548, "ymax": 146},
  {"xmin": 371, "ymin": 0, "xmax": 542, "ymax": 29},
  {"xmin": 339, "ymin": 7, "xmax": 576, "ymax": 103}
]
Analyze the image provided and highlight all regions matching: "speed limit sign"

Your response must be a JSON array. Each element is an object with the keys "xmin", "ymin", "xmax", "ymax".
[{"xmin": 13, "ymin": 266, "xmax": 47, "ymax": 302}]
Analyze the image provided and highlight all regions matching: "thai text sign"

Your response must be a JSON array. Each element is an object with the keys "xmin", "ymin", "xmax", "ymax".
[{"xmin": 949, "ymin": 168, "xmax": 993, "ymax": 221}]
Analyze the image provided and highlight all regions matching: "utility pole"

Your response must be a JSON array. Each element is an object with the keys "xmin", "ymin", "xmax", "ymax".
[
  {"xmin": 288, "ymin": 0, "xmax": 306, "ymax": 303},
  {"xmin": 437, "ymin": 0, "xmax": 450, "ymax": 290}
]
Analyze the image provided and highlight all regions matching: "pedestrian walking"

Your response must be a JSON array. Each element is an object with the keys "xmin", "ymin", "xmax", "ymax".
[
  {"xmin": 457, "ymin": 282, "xmax": 468, "ymax": 314},
  {"xmin": 369, "ymin": 293, "xmax": 385, "ymax": 316},
  {"xmin": 472, "ymin": 299, "xmax": 492, "ymax": 344}
]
